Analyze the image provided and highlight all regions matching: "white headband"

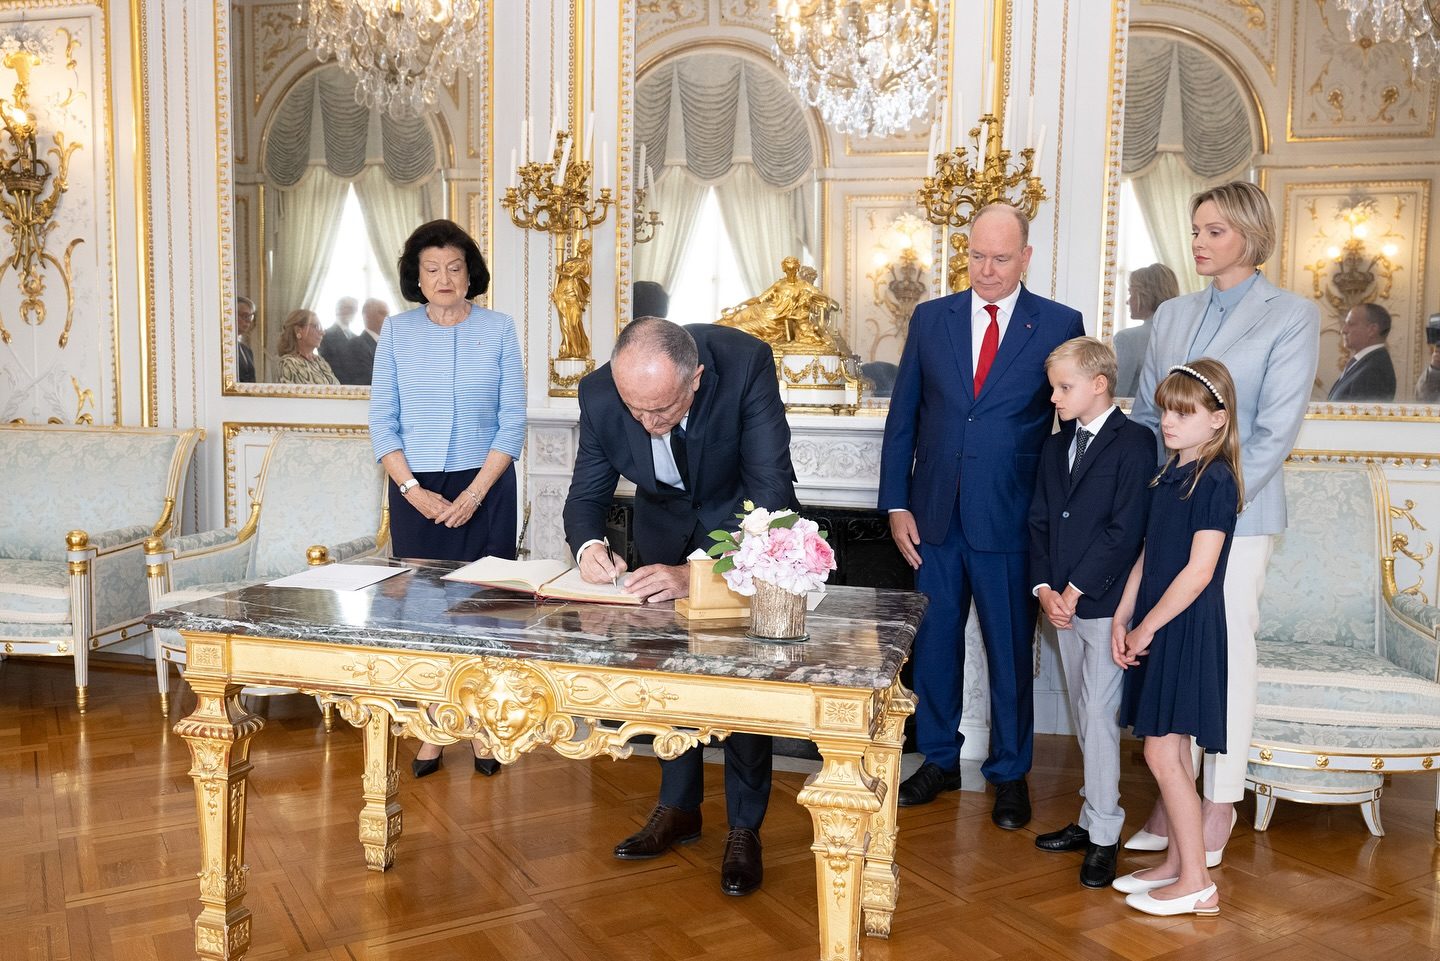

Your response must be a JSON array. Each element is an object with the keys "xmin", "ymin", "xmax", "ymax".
[{"xmin": 1168, "ymin": 364, "xmax": 1226, "ymax": 408}]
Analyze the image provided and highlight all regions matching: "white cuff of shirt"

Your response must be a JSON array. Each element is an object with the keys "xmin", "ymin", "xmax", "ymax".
[{"xmin": 576, "ymin": 538, "xmax": 606, "ymax": 567}]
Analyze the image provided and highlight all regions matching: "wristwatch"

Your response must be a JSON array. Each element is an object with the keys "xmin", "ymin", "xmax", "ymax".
[{"xmin": 398, "ymin": 478, "xmax": 420, "ymax": 495}]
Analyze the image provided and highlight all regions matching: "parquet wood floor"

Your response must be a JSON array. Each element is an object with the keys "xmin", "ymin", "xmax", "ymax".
[{"xmin": 3, "ymin": 657, "xmax": 1438, "ymax": 961}]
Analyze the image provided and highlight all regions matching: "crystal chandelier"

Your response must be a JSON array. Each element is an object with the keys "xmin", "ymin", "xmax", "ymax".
[
  {"xmin": 1334, "ymin": 0, "xmax": 1440, "ymax": 81},
  {"xmin": 299, "ymin": 0, "xmax": 484, "ymax": 117},
  {"xmin": 772, "ymin": 0, "xmax": 939, "ymax": 138}
]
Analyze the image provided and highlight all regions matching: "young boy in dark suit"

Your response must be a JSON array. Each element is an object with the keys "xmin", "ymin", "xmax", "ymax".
[{"xmin": 1028, "ymin": 336, "xmax": 1156, "ymax": 888}]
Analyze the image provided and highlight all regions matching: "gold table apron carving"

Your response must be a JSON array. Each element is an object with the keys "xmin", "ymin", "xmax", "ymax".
[{"xmin": 174, "ymin": 630, "xmax": 916, "ymax": 961}]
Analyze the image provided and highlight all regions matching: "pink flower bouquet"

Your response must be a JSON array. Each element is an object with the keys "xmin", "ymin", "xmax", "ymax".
[{"xmin": 708, "ymin": 501, "xmax": 836, "ymax": 597}]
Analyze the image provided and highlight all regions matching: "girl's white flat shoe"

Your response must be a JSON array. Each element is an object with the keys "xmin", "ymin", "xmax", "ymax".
[
  {"xmin": 1122, "ymin": 829, "xmax": 1168, "ymax": 852},
  {"xmin": 1111, "ymin": 870, "xmax": 1179, "ymax": 894},
  {"xmin": 1124, "ymin": 884, "xmax": 1220, "ymax": 917}
]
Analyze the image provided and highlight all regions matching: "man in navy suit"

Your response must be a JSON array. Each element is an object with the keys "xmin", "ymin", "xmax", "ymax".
[
  {"xmin": 564, "ymin": 317, "xmax": 799, "ymax": 896},
  {"xmin": 1327, "ymin": 303, "xmax": 1396, "ymax": 403},
  {"xmin": 879, "ymin": 204, "xmax": 1086, "ymax": 827}
]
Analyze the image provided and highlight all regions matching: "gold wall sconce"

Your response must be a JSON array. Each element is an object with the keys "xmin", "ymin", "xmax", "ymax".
[
  {"xmin": 501, "ymin": 126, "xmax": 614, "ymax": 396},
  {"xmin": 916, "ymin": 110, "xmax": 1047, "ymax": 293},
  {"xmin": 1304, "ymin": 195, "xmax": 1401, "ymax": 314},
  {"xmin": 865, "ymin": 212, "xmax": 932, "ymax": 356},
  {"xmin": 632, "ymin": 143, "xmax": 662, "ymax": 245},
  {"xmin": 0, "ymin": 48, "xmax": 81, "ymax": 347}
]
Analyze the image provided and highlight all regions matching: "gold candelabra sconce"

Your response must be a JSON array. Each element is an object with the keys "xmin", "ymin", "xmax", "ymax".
[
  {"xmin": 1303, "ymin": 195, "xmax": 1401, "ymax": 315},
  {"xmin": 916, "ymin": 112, "xmax": 1046, "ymax": 293},
  {"xmin": 865, "ymin": 212, "xmax": 932, "ymax": 357},
  {"xmin": 632, "ymin": 181, "xmax": 663, "ymax": 245},
  {"xmin": 0, "ymin": 48, "xmax": 82, "ymax": 348},
  {"xmin": 501, "ymin": 128, "xmax": 614, "ymax": 396}
]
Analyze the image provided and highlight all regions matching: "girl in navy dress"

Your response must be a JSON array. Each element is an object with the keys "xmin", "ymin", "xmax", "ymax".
[{"xmin": 1110, "ymin": 358, "xmax": 1243, "ymax": 917}]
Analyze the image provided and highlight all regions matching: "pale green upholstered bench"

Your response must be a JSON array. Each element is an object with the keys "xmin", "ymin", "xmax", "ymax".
[
  {"xmin": 0, "ymin": 424, "xmax": 203, "ymax": 712},
  {"xmin": 1247, "ymin": 463, "xmax": 1440, "ymax": 844}
]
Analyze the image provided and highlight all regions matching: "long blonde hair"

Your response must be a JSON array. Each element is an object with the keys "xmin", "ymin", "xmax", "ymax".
[
  {"xmin": 277, "ymin": 309, "xmax": 319, "ymax": 356},
  {"xmin": 1150, "ymin": 357, "xmax": 1244, "ymax": 510}
]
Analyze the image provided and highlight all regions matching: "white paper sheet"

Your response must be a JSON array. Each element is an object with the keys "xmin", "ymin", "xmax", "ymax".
[{"xmin": 266, "ymin": 564, "xmax": 409, "ymax": 591}]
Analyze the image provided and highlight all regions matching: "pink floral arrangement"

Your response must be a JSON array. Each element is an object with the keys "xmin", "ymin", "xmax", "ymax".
[{"xmin": 708, "ymin": 501, "xmax": 836, "ymax": 596}]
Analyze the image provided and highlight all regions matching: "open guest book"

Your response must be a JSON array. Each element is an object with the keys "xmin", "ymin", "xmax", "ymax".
[{"xmin": 442, "ymin": 556, "xmax": 642, "ymax": 605}]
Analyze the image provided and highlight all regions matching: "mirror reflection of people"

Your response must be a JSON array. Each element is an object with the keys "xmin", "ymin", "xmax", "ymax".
[
  {"xmin": 1127, "ymin": 181, "xmax": 1319, "ymax": 868},
  {"xmin": 632, "ymin": 280, "xmax": 669, "ymax": 320},
  {"xmin": 277, "ymin": 309, "xmax": 340, "ymax": 385},
  {"xmin": 370, "ymin": 219, "xmax": 525, "ymax": 780},
  {"xmin": 1419, "ymin": 331, "xmax": 1440, "ymax": 403},
  {"xmin": 1113, "ymin": 264, "xmax": 1179, "ymax": 397},
  {"xmin": 321, "ymin": 295, "xmax": 358, "ymax": 376},
  {"xmin": 562, "ymin": 317, "xmax": 799, "ymax": 896},
  {"xmin": 553, "ymin": 238, "xmax": 593, "ymax": 359},
  {"xmin": 1327, "ymin": 303, "xmax": 1396, "ymax": 403},
  {"xmin": 339, "ymin": 297, "xmax": 388, "ymax": 386},
  {"xmin": 235, "ymin": 295, "xmax": 256, "ymax": 383}
]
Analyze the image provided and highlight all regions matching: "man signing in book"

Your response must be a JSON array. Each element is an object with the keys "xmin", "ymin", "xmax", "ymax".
[{"xmin": 561, "ymin": 316, "xmax": 800, "ymax": 898}]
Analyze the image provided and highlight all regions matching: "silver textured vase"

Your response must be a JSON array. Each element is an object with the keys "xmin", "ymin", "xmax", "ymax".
[{"xmin": 747, "ymin": 578, "xmax": 808, "ymax": 642}]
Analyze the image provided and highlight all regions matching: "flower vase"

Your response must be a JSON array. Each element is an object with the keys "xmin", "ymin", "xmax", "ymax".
[{"xmin": 747, "ymin": 578, "xmax": 808, "ymax": 642}]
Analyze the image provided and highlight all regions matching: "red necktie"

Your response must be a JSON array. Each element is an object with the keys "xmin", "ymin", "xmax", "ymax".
[{"xmin": 974, "ymin": 303, "xmax": 1000, "ymax": 397}]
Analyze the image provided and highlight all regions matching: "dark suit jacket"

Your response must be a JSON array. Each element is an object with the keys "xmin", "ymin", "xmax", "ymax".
[
  {"xmin": 320, "ymin": 326, "xmax": 356, "ymax": 381},
  {"xmin": 1027, "ymin": 410, "xmax": 1156, "ymax": 619},
  {"xmin": 345, "ymin": 331, "xmax": 378, "ymax": 385},
  {"xmin": 1327, "ymin": 346, "xmax": 1396, "ymax": 403},
  {"xmin": 878, "ymin": 285, "xmax": 1087, "ymax": 552},
  {"xmin": 237, "ymin": 340, "xmax": 255, "ymax": 383},
  {"xmin": 563, "ymin": 324, "xmax": 800, "ymax": 566}
]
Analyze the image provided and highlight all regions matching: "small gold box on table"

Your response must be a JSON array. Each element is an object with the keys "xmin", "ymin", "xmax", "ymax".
[{"xmin": 674, "ymin": 557, "xmax": 750, "ymax": 621}]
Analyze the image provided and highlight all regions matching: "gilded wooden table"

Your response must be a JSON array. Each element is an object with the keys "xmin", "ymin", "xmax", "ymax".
[{"xmin": 148, "ymin": 559, "xmax": 925, "ymax": 961}]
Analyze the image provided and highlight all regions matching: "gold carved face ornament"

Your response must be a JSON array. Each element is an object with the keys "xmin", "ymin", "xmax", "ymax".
[{"xmin": 468, "ymin": 664, "xmax": 552, "ymax": 746}]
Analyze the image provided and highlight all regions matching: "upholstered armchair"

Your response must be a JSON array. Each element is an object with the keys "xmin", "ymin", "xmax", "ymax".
[
  {"xmin": 145, "ymin": 431, "xmax": 388, "ymax": 715},
  {"xmin": 0, "ymin": 424, "xmax": 203, "ymax": 712},
  {"xmin": 1247, "ymin": 462, "xmax": 1440, "ymax": 843}
]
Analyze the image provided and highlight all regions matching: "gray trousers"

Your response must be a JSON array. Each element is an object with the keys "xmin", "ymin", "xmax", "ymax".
[{"xmin": 1057, "ymin": 614, "xmax": 1125, "ymax": 846}]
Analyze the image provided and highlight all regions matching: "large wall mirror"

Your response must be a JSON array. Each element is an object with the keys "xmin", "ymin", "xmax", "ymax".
[
  {"xmin": 1109, "ymin": 4, "xmax": 1440, "ymax": 412},
  {"xmin": 223, "ymin": 0, "xmax": 474, "ymax": 398},
  {"xmin": 622, "ymin": 3, "xmax": 934, "ymax": 407}
]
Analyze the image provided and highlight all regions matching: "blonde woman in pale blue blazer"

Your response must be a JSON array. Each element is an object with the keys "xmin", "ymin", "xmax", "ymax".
[{"xmin": 1124, "ymin": 181, "xmax": 1319, "ymax": 882}]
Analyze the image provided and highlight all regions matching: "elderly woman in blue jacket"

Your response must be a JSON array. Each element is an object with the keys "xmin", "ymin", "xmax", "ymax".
[{"xmin": 370, "ymin": 218, "xmax": 526, "ymax": 779}]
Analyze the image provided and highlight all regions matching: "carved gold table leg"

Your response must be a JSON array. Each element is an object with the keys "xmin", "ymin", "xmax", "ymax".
[
  {"xmin": 798, "ymin": 740, "xmax": 883, "ymax": 961},
  {"xmin": 358, "ymin": 707, "xmax": 402, "ymax": 870},
  {"xmin": 174, "ymin": 681, "xmax": 263, "ymax": 961},
  {"xmin": 860, "ymin": 681, "xmax": 916, "ymax": 938}
]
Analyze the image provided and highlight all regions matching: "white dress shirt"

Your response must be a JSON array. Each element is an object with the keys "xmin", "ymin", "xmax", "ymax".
[{"xmin": 970, "ymin": 285, "xmax": 1023, "ymax": 374}]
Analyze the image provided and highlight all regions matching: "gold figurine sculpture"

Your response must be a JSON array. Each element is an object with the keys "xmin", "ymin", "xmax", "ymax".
[
  {"xmin": 552, "ymin": 238, "xmax": 593, "ymax": 360},
  {"xmin": 717, "ymin": 256, "xmax": 841, "ymax": 352}
]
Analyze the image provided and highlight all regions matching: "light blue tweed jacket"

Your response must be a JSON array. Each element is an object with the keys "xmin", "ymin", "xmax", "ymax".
[{"xmin": 1130, "ymin": 272, "xmax": 1320, "ymax": 537}]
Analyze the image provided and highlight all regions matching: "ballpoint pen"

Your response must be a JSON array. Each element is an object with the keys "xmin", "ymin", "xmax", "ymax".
[{"xmin": 605, "ymin": 540, "xmax": 619, "ymax": 588}]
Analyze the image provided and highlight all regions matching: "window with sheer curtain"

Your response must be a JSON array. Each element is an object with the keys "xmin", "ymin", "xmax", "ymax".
[
  {"xmin": 1120, "ymin": 35, "xmax": 1257, "ymax": 302},
  {"xmin": 260, "ymin": 65, "xmax": 441, "ymax": 360},
  {"xmin": 632, "ymin": 52, "xmax": 818, "ymax": 318}
]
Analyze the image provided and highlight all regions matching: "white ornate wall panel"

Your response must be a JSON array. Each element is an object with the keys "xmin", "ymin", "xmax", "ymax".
[
  {"xmin": 842, "ymin": 192, "xmax": 924, "ymax": 367},
  {"xmin": 0, "ymin": 7, "xmax": 116, "ymax": 426},
  {"xmin": 1288, "ymin": 0, "xmax": 1438, "ymax": 142},
  {"xmin": 1139, "ymin": 0, "xmax": 1280, "ymax": 78}
]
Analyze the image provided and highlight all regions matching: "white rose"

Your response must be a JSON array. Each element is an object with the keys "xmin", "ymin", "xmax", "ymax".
[{"xmin": 740, "ymin": 508, "xmax": 774, "ymax": 538}]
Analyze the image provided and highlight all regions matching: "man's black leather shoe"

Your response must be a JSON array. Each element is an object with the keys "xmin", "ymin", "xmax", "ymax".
[
  {"xmin": 720, "ymin": 828, "xmax": 763, "ymax": 896},
  {"xmin": 897, "ymin": 762, "xmax": 962, "ymax": 807},
  {"xmin": 1079, "ymin": 841, "xmax": 1119, "ymax": 888},
  {"xmin": 613, "ymin": 804, "xmax": 702, "ymax": 860},
  {"xmin": 991, "ymin": 778, "xmax": 1031, "ymax": 830},
  {"xmin": 1035, "ymin": 822, "xmax": 1090, "ymax": 852}
]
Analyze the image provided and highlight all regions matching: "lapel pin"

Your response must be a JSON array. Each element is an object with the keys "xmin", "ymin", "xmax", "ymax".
[{"xmin": 1025, "ymin": 322, "xmax": 1033, "ymax": 329}]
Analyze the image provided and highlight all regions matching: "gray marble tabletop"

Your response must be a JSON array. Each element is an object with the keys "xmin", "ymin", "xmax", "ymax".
[{"xmin": 147, "ymin": 558, "xmax": 927, "ymax": 689}]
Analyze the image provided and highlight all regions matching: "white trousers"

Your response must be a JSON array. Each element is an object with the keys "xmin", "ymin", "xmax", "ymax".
[{"xmin": 1199, "ymin": 534, "xmax": 1274, "ymax": 803}]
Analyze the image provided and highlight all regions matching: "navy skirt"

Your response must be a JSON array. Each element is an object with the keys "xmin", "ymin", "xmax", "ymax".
[{"xmin": 389, "ymin": 462, "xmax": 517, "ymax": 562}]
